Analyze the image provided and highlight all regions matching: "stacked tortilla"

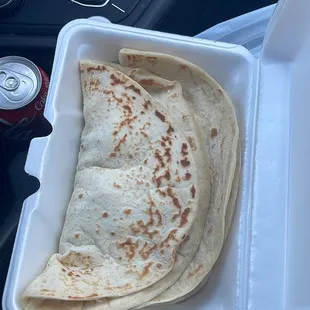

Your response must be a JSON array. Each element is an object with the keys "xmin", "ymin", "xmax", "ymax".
[{"xmin": 21, "ymin": 49, "xmax": 240, "ymax": 310}]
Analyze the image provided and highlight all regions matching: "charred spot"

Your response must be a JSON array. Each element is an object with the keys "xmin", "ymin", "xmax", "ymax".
[
  {"xmin": 155, "ymin": 110, "xmax": 166, "ymax": 122},
  {"xmin": 161, "ymin": 141, "xmax": 166, "ymax": 147},
  {"xmin": 154, "ymin": 150, "xmax": 165, "ymax": 168},
  {"xmin": 156, "ymin": 189, "xmax": 167, "ymax": 197},
  {"xmin": 102, "ymin": 212, "xmax": 109, "ymax": 218},
  {"xmin": 211, "ymin": 128, "xmax": 218, "ymax": 138},
  {"xmin": 143, "ymin": 100, "xmax": 152, "ymax": 109},
  {"xmin": 74, "ymin": 233, "xmax": 80, "ymax": 239},
  {"xmin": 191, "ymin": 185, "xmax": 196, "ymax": 198},
  {"xmin": 87, "ymin": 65, "xmax": 106, "ymax": 72},
  {"xmin": 160, "ymin": 229, "xmax": 178, "ymax": 248},
  {"xmin": 78, "ymin": 194, "xmax": 83, "ymax": 199},
  {"xmin": 140, "ymin": 262, "xmax": 153, "ymax": 279},
  {"xmin": 61, "ymin": 268, "xmax": 66, "ymax": 272},
  {"xmin": 154, "ymin": 209, "xmax": 163, "ymax": 226},
  {"xmin": 143, "ymin": 229, "xmax": 159, "ymax": 239},
  {"xmin": 141, "ymin": 131, "xmax": 148, "ymax": 138},
  {"xmin": 117, "ymin": 238, "xmax": 139, "ymax": 260},
  {"xmin": 114, "ymin": 134, "xmax": 128, "ymax": 153},
  {"xmin": 144, "ymin": 159, "xmax": 148, "ymax": 164},
  {"xmin": 167, "ymin": 188, "xmax": 182, "ymax": 209},
  {"xmin": 140, "ymin": 111, "xmax": 145, "ymax": 115},
  {"xmin": 172, "ymin": 211, "xmax": 181, "ymax": 221},
  {"xmin": 113, "ymin": 183, "xmax": 122, "ymax": 189},
  {"xmin": 126, "ymin": 84, "xmax": 141, "ymax": 95},
  {"xmin": 164, "ymin": 169, "xmax": 171, "ymax": 181},
  {"xmin": 109, "ymin": 152, "xmax": 117, "ymax": 158},
  {"xmin": 180, "ymin": 64, "xmax": 189, "ymax": 71},
  {"xmin": 139, "ymin": 242, "xmax": 157, "ymax": 260},
  {"xmin": 180, "ymin": 158, "xmax": 190, "ymax": 167},
  {"xmin": 110, "ymin": 232, "xmax": 116, "ymax": 236},
  {"xmin": 164, "ymin": 147, "xmax": 171, "ymax": 162},
  {"xmin": 146, "ymin": 56, "xmax": 158, "ymax": 65},
  {"xmin": 167, "ymin": 125, "xmax": 174, "ymax": 135},
  {"xmin": 123, "ymin": 105, "xmax": 132, "ymax": 114},
  {"xmin": 179, "ymin": 208, "xmax": 191, "ymax": 227},
  {"xmin": 110, "ymin": 74, "xmax": 126, "ymax": 86},
  {"xmin": 132, "ymin": 96, "xmax": 136, "ymax": 100},
  {"xmin": 181, "ymin": 234, "xmax": 190, "ymax": 245},
  {"xmin": 184, "ymin": 172, "xmax": 192, "ymax": 180},
  {"xmin": 181, "ymin": 143, "xmax": 188, "ymax": 156},
  {"xmin": 123, "ymin": 209, "xmax": 132, "ymax": 215}
]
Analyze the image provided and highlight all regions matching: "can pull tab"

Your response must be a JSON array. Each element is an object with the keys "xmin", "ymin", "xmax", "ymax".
[{"xmin": 0, "ymin": 70, "xmax": 20, "ymax": 91}]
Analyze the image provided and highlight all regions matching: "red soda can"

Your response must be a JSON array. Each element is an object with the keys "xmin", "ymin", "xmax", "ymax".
[{"xmin": 0, "ymin": 56, "xmax": 50, "ymax": 141}]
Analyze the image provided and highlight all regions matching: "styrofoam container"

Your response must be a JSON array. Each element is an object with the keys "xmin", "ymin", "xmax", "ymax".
[{"xmin": 4, "ymin": 0, "xmax": 310, "ymax": 309}]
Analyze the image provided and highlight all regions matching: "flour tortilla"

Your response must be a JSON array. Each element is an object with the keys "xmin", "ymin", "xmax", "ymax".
[
  {"xmin": 21, "ymin": 62, "xmax": 202, "ymax": 307},
  {"xmin": 117, "ymin": 49, "xmax": 240, "ymax": 305}
]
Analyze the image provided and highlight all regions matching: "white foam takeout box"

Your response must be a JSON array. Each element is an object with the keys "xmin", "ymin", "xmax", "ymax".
[{"xmin": 3, "ymin": 0, "xmax": 310, "ymax": 309}]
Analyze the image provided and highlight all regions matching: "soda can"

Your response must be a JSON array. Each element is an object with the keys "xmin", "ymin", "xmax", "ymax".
[{"xmin": 0, "ymin": 56, "xmax": 50, "ymax": 141}]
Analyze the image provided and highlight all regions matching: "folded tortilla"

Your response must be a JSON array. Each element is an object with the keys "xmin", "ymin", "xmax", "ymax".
[
  {"xmin": 21, "ymin": 49, "xmax": 240, "ymax": 310},
  {"xmin": 117, "ymin": 49, "xmax": 239, "ymax": 306},
  {"xmin": 22, "ymin": 62, "xmax": 203, "ymax": 307}
]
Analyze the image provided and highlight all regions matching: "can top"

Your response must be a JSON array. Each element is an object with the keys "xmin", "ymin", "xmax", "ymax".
[{"xmin": 0, "ymin": 56, "xmax": 42, "ymax": 110}]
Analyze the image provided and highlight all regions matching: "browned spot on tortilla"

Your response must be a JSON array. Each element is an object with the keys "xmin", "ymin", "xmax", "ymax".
[
  {"xmin": 156, "ymin": 189, "xmax": 167, "ymax": 197},
  {"xmin": 123, "ymin": 104, "xmax": 132, "ymax": 114},
  {"xmin": 87, "ymin": 65, "xmax": 106, "ymax": 72},
  {"xmin": 167, "ymin": 188, "xmax": 182, "ymax": 209},
  {"xmin": 130, "ymin": 224, "xmax": 140, "ymax": 234},
  {"xmin": 147, "ymin": 56, "xmax": 158, "ymax": 65},
  {"xmin": 113, "ymin": 183, "xmax": 122, "ymax": 189},
  {"xmin": 123, "ymin": 209, "xmax": 132, "ymax": 215},
  {"xmin": 154, "ymin": 150, "xmax": 165, "ymax": 167},
  {"xmin": 132, "ymin": 96, "xmax": 136, "ymax": 100},
  {"xmin": 104, "ymin": 283, "xmax": 132, "ymax": 291},
  {"xmin": 109, "ymin": 152, "xmax": 117, "ymax": 158},
  {"xmin": 117, "ymin": 238, "xmax": 139, "ymax": 260},
  {"xmin": 211, "ymin": 128, "xmax": 218, "ymax": 138},
  {"xmin": 181, "ymin": 143, "xmax": 188, "ymax": 156},
  {"xmin": 181, "ymin": 235, "xmax": 190, "ymax": 246},
  {"xmin": 74, "ymin": 233, "xmax": 80, "ymax": 239},
  {"xmin": 68, "ymin": 294, "xmax": 99, "ymax": 300},
  {"xmin": 172, "ymin": 211, "xmax": 181, "ymax": 221},
  {"xmin": 155, "ymin": 110, "xmax": 166, "ymax": 122},
  {"xmin": 110, "ymin": 232, "xmax": 116, "ymax": 236},
  {"xmin": 143, "ymin": 100, "xmax": 152, "ymax": 109},
  {"xmin": 114, "ymin": 134, "xmax": 128, "ymax": 153},
  {"xmin": 156, "ymin": 263, "xmax": 163, "ymax": 269},
  {"xmin": 189, "ymin": 264, "xmax": 203, "ymax": 277},
  {"xmin": 126, "ymin": 84, "xmax": 141, "ymax": 95},
  {"xmin": 187, "ymin": 136, "xmax": 196, "ymax": 150},
  {"xmin": 180, "ymin": 64, "xmax": 189, "ymax": 71},
  {"xmin": 160, "ymin": 229, "xmax": 178, "ymax": 248},
  {"xmin": 160, "ymin": 249, "xmax": 164, "ymax": 255},
  {"xmin": 154, "ymin": 209, "xmax": 163, "ymax": 226},
  {"xmin": 140, "ymin": 262, "xmax": 153, "ymax": 279},
  {"xmin": 180, "ymin": 158, "xmax": 190, "ymax": 167},
  {"xmin": 141, "ymin": 131, "xmax": 148, "ymax": 138},
  {"xmin": 139, "ymin": 242, "xmax": 157, "ymax": 259},
  {"xmin": 191, "ymin": 185, "xmax": 196, "ymax": 198},
  {"xmin": 78, "ymin": 194, "xmax": 83, "ymax": 199},
  {"xmin": 144, "ymin": 158, "xmax": 148, "ymax": 164},
  {"xmin": 143, "ymin": 229, "xmax": 159, "ymax": 239},
  {"xmin": 167, "ymin": 125, "xmax": 174, "ymax": 135},
  {"xmin": 61, "ymin": 268, "xmax": 66, "ymax": 272},
  {"xmin": 110, "ymin": 73, "xmax": 126, "ymax": 86},
  {"xmin": 180, "ymin": 208, "xmax": 191, "ymax": 227},
  {"xmin": 184, "ymin": 172, "xmax": 192, "ymax": 180},
  {"xmin": 102, "ymin": 212, "xmax": 109, "ymax": 218}
]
